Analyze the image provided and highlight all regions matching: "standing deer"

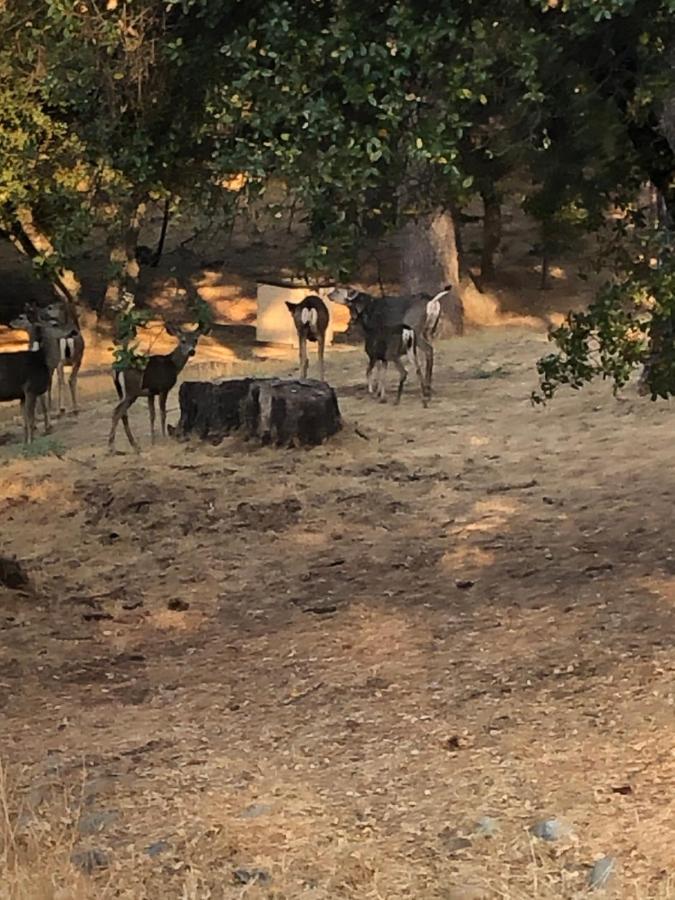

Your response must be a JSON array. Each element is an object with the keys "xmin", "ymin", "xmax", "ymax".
[
  {"xmin": 329, "ymin": 287, "xmax": 452, "ymax": 405},
  {"xmin": 285, "ymin": 295, "xmax": 329, "ymax": 380},
  {"xmin": 108, "ymin": 322, "xmax": 208, "ymax": 452},
  {"xmin": 38, "ymin": 302, "xmax": 85, "ymax": 416},
  {"xmin": 3, "ymin": 306, "xmax": 51, "ymax": 443}
]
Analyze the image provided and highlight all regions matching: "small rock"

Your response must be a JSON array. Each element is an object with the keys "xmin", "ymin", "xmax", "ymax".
[
  {"xmin": 167, "ymin": 598, "xmax": 190, "ymax": 612},
  {"xmin": 475, "ymin": 816, "xmax": 499, "ymax": 837},
  {"xmin": 455, "ymin": 579, "xmax": 475, "ymax": 590},
  {"xmin": 443, "ymin": 835, "xmax": 472, "ymax": 853},
  {"xmin": 233, "ymin": 867, "xmax": 271, "ymax": 885},
  {"xmin": 610, "ymin": 784, "xmax": 632, "ymax": 796},
  {"xmin": 0, "ymin": 556, "xmax": 29, "ymax": 590},
  {"xmin": 239, "ymin": 803, "xmax": 272, "ymax": 819},
  {"xmin": 71, "ymin": 848, "xmax": 109, "ymax": 874},
  {"xmin": 588, "ymin": 856, "xmax": 617, "ymax": 890},
  {"xmin": 531, "ymin": 817, "xmax": 571, "ymax": 841},
  {"xmin": 146, "ymin": 840, "xmax": 170, "ymax": 858}
]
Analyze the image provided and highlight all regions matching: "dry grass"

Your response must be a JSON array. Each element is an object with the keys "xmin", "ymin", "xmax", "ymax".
[{"xmin": 2, "ymin": 327, "xmax": 675, "ymax": 898}]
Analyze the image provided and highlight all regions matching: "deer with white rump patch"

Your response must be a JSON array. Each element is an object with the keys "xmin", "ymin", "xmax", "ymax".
[
  {"xmin": 329, "ymin": 286, "xmax": 453, "ymax": 406},
  {"xmin": 108, "ymin": 321, "xmax": 209, "ymax": 452},
  {"xmin": 285, "ymin": 294, "xmax": 329, "ymax": 380}
]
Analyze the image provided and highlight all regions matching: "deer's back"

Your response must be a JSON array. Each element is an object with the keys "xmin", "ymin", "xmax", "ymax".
[{"xmin": 0, "ymin": 351, "xmax": 50, "ymax": 401}]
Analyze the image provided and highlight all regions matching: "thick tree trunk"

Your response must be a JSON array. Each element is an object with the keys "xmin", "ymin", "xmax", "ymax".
[
  {"xmin": 7, "ymin": 208, "xmax": 82, "ymax": 325},
  {"xmin": 480, "ymin": 191, "xmax": 502, "ymax": 283},
  {"xmin": 400, "ymin": 208, "xmax": 465, "ymax": 337},
  {"xmin": 100, "ymin": 200, "xmax": 146, "ymax": 318},
  {"xmin": 177, "ymin": 378, "xmax": 342, "ymax": 448},
  {"xmin": 401, "ymin": 209, "xmax": 459, "ymax": 294}
]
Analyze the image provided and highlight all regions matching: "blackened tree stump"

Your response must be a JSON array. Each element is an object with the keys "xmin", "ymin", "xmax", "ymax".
[{"xmin": 177, "ymin": 378, "xmax": 342, "ymax": 447}]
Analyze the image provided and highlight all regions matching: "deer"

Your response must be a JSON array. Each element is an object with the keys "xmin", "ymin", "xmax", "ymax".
[
  {"xmin": 2, "ymin": 305, "xmax": 51, "ymax": 443},
  {"xmin": 285, "ymin": 294, "xmax": 329, "ymax": 380},
  {"xmin": 364, "ymin": 318, "xmax": 425, "ymax": 404},
  {"xmin": 329, "ymin": 286, "xmax": 453, "ymax": 405},
  {"xmin": 108, "ymin": 321, "xmax": 209, "ymax": 453},
  {"xmin": 36, "ymin": 301, "xmax": 85, "ymax": 417}
]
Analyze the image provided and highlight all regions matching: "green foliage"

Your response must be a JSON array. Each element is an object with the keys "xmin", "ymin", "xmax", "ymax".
[
  {"xmin": 111, "ymin": 293, "xmax": 152, "ymax": 372},
  {"xmin": 534, "ymin": 222, "xmax": 675, "ymax": 401},
  {"xmin": 2, "ymin": 0, "xmax": 675, "ymax": 333},
  {"xmin": 0, "ymin": 434, "xmax": 65, "ymax": 459},
  {"xmin": 190, "ymin": 295, "xmax": 214, "ymax": 333}
]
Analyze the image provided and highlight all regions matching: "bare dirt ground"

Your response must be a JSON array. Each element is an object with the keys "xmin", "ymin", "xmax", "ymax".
[{"xmin": 1, "ymin": 323, "xmax": 674, "ymax": 899}]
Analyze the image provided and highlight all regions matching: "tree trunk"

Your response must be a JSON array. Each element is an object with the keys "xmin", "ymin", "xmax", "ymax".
[
  {"xmin": 151, "ymin": 196, "xmax": 171, "ymax": 267},
  {"xmin": 100, "ymin": 200, "xmax": 146, "ymax": 318},
  {"xmin": 480, "ymin": 191, "xmax": 502, "ymax": 283},
  {"xmin": 540, "ymin": 248, "xmax": 550, "ymax": 290},
  {"xmin": 401, "ymin": 208, "xmax": 458, "ymax": 294},
  {"xmin": 177, "ymin": 378, "xmax": 342, "ymax": 448},
  {"xmin": 7, "ymin": 208, "xmax": 82, "ymax": 325},
  {"xmin": 400, "ymin": 208, "xmax": 465, "ymax": 337}
]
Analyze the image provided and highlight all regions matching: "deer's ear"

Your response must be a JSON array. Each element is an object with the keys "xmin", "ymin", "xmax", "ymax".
[{"xmin": 165, "ymin": 322, "xmax": 180, "ymax": 336}]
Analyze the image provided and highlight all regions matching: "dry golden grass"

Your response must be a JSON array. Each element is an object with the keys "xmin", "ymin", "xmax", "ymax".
[{"xmin": 2, "ymin": 328, "xmax": 675, "ymax": 898}]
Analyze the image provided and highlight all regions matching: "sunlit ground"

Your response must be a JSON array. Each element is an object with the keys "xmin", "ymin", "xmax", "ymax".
[{"xmin": 1, "ymin": 326, "xmax": 673, "ymax": 898}]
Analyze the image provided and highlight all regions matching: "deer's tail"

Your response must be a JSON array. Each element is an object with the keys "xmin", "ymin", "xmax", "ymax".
[{"xmin": 428, "ymin": 287, "xmax": 464, "ymax": 337}]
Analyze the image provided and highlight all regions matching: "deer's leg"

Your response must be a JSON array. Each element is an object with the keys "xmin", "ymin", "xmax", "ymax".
[
  {"xmin": 418, "ymin": 336, "xmax": 434, "ymax": 398},
  {"xmin": 24, "ymin": 394, "xmax": 37, "ymax": 444},
  {"xmin": 47, "ymin": 370, "xmax": 54, "ymax": 413},
  {"xmin": 109, "ymin": 396, "xmax": 139, "ymax": 453},
  {"xmin": 148, "ymin": 394, "xmax": 157, "ymax": 445},
  {"xmin": 39, "ymin": 394, "xmax": 51, "ymax": 435},
  {"xmin": 299, "ymin": 336, "xmax": 308, "ymax": 379},
  {"xmin": 68, "ymin": 362, "xmax": 81, "ymax": 415},
  {"xmin": 409, "ymin": 344, "xmax": 428, "ymax": 407},
  {"xmin": 366, "ymin": 358, "xmax": 377, "ymax": 395},
  {"xmin": 378, "ymin": 362, "xmax": 388, "ymax": 403},
  {"xmin": 393, "ymin": 357, "xmax": 408, "ymax": 405},
  {"xmin": 20, "ymin": 398, "xmax": 28, "ymax": 445},
  {"xmin": 121, "ymin": 413, "xmax": 140, "ymax": 453},
  {"xmin": 159, "ymin": 392, "xmax": 168, "ymax": 437},
  {"xmin": 56, "ymin": 362, "xmax": 66, "ymax": 417},
  {"xmin": 317, "ymin": 332, "xmax": 326, "ymax": 381}
]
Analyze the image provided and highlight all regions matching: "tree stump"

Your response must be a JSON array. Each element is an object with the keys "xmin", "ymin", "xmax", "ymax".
[{"xmin": 177, "ymin": 378, "xmax": 342, "ymax": 447}]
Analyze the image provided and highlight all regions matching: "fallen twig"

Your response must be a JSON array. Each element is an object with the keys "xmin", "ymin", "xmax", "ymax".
[
  {"xmin": 486, "ymin": 479, "xmax": 538, "ymax": 494},
  {"xmin": 282, "ymin": 681, "xmax": 324, "ymax": 706}
]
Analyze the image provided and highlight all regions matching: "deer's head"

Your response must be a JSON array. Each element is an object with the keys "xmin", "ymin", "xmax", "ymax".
[
  {"xmin": 166, "ymin": 322, "xmax": 209, "ymax": 360},
  {"xmin": 328, "ymin": 287, "xmax": 373, "ymax": 326}
]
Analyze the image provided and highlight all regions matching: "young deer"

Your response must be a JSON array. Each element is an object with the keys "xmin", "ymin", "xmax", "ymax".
[
  {"xmin": 3, "ymin": 306, "xmax": 51, "ymax": 443},
  {"xmin": 366, "ymin": 321, "xmax": 424, "ymax": 404},
  {"xmin": 285, "ymin": 295, "xmax": 329, "ymax": 380},
  {"xmin": 39, "ymin": 302, "xmax": 85, "ymax": 416},
  {"xmin": 329, "ymin": 287, "xmax": 448, "ymax": 405},
  {"xmin": 108, "ymin": 322, "xmax": 208, "ymax": 452}
]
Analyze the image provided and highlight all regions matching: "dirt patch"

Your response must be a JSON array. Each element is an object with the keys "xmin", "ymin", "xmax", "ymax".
[{"xmin": 1, "ymin": 328, "xmax": 674, "ymax": 898}]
